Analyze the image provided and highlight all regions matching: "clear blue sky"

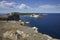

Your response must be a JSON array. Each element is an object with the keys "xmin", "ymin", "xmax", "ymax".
[{"xmin": 0, "ymin": 0, "xmax": 60, "ymax": 13}]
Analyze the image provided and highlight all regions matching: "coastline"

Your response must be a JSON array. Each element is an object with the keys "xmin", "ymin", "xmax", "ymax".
[{"xmin": 0, "ymin": 21, "xmax": 59, "ymax": 40}]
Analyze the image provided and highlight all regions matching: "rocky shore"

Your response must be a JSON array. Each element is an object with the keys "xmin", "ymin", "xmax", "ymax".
[{"xmin": 0, "ymin": 21, "xmax": 59, "ymax": 40}]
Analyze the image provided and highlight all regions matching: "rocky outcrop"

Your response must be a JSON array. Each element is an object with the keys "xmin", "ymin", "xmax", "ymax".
[
  {"xmin": 3, "ymin": 29, "xmax": 29, "ymax": 40},
  {"xmin": 0, "ymin": 21, "xmax": 59, "ymax": 40},
  {"xmin": 3, "ymin": 29, "xmax": 59, "ymax": 40}
]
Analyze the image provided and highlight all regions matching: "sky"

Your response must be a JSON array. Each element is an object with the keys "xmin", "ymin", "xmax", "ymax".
[{"xmin": 0, "ymin": 0, "xmax": 60, "ymax": 13}]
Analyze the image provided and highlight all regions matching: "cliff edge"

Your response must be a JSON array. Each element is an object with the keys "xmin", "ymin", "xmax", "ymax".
[{"xmin": 0, "ymin": 21, "xmax": 59, "ymax": 40}]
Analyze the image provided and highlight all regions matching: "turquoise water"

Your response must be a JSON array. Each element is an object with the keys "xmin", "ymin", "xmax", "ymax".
[{"xmin": 20, "ymin": 13, "xmax": 60, "ymax": 39}]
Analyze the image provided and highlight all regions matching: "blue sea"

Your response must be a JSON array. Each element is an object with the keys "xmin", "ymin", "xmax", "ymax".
[
  {"xmin": 0, "ymin": 13, "xmax": 60, "ymax": 39},
  {"xmin": 20, "ymin": 13, "xmax": 60, "ymax": 39}
]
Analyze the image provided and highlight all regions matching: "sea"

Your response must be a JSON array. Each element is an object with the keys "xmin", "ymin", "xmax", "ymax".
[
  {"xmin": 0, "ymin": 13, "xmax": 60, "ymax": 39},
  {"xmin": 20, "ymin": 13, "xmax": 60, "ymax": 39}
]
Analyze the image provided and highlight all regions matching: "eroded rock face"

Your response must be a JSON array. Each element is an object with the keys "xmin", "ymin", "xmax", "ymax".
[
  {"xmin": 0, "ymin": 21, "xmax": 59, "ymax": 40},
  {"xmin": 3, "ymin": 29, "xmax": 29, "ymax": 40},
  {"xmin": 3, "ymin": 29, "xmax": 59, "ymax": 40},
  {"xmin": 32, "ymin": 27, "xmax": 38, "ymax": 33},
  {"xmin": 3, "ymin": 29, "xmax": 17, "ymax": 40}
]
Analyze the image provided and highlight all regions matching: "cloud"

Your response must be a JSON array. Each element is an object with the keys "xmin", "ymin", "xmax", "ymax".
[
  {"xmin": 16, "ymin": 4, "xmax": 60, "ymax": 13},
  {"xmin": 17, "ymin": 4, "xmax": 60, "ymax": 10},
  {"xmin": 17, "ymin": 4, "xmax": 31, "ymax": 9},
  {"xmin": 31, "ymin": 4, "xmax": 60, "ymax": 11},
  {"xmin": 39, "ymin": 5, "xmax": 56, "ymax": 9},
  {"xmin": 0, "ymin": 0, "xmax": 60, "ymax": 10},
  {"xmin": 38, "ymin": 5, "xmax": 60, "ymax": 10},
  {"xmin": 0, "ymin": 1, "xmax": 60, "ymax": 12},
  {"xmin": 0, "ymin": 1, "xmax": 16, "ymax": 8}
]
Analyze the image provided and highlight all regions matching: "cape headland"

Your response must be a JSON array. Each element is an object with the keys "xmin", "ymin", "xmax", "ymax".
[{"xmin": 0, "ymin": 21, "xmax": 59, "ymax": 40}]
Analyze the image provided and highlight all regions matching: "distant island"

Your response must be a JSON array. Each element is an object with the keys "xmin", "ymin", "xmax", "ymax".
[{"xmin": 0, "ymin": 12, "xmax": 43, "ymax": 21}]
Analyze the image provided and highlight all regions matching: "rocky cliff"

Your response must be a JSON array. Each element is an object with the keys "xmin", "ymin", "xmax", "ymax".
[{"xmin": 0, "ymin": 21, "xmax": 59, "ymax": 40}]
